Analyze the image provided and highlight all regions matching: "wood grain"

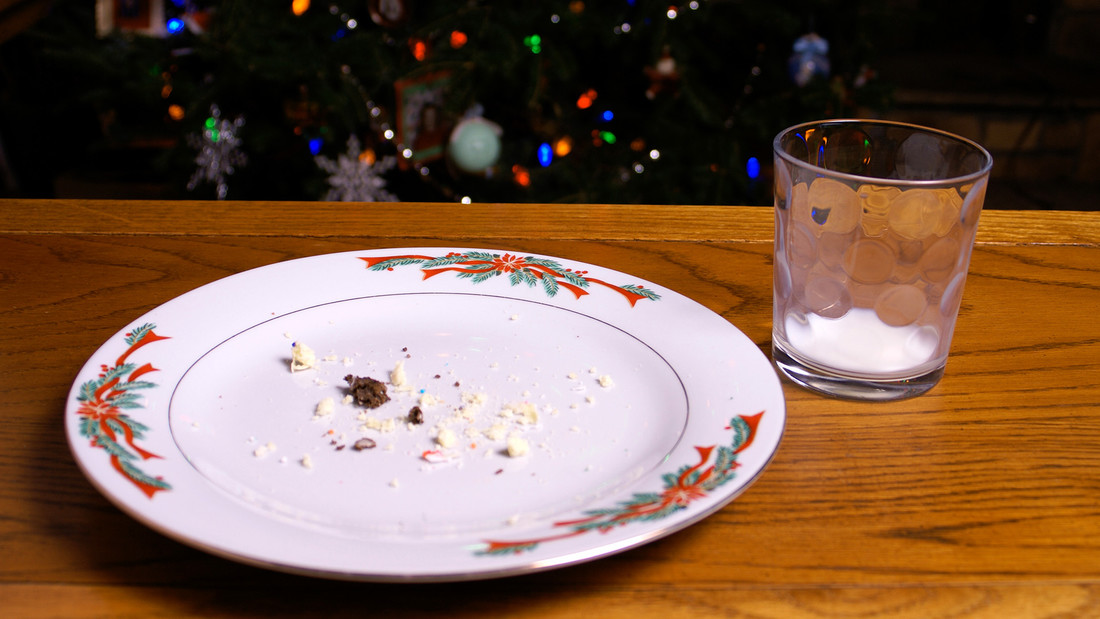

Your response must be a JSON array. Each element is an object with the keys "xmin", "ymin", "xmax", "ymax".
[{"xmin": 1, "ymin": 200, "xmax": 1098, "ymax": 618}]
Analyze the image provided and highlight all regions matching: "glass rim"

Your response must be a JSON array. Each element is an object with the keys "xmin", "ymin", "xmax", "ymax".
[{"xmin": 773, "ymin": 118, "xmax": 994, "ymax": 187}]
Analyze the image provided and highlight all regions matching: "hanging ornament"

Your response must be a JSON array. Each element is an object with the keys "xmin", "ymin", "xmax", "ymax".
[
  {"xmin": 447, "ymin": 115, "xmax": 502, "ymax": 175},
  {"xmin": 644, "ymin": 46, "xmax": 680, "ymax": 99},
  {"xmin": 187, "ymin": 105, "xmax": 246, "ymax": 200},
  {"xmin": 368, "ymin": 0, "xmax": 410, "ymax": 28},
  {"xmin": 788, "ymin": 33, "xmax": 830, "ymax": 87},
  {"xmin": 315, "ymin": 135, "xmax": 398, "ymax": 202}
]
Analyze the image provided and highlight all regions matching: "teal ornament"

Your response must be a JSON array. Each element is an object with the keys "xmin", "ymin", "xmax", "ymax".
[{"xmin": 448, "ymin": 117, "xmax": 502, "ymax": 174}]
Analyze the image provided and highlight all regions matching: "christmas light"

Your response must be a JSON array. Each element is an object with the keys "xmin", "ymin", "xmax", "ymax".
[
  {"xmin": 523, "ymin": 34, "xmax": 542, "ymax": 54},
  {"xmin": 461, "ymin": 196, "xmax": 472, "ymax": 204},
  {"xmin": 309, "ymin": 138, "xmax": 323, "ymax": 156},
  {"xmin": 537, "ymin": 143, "xmax": 552, "ymax": 167},
  {"xmin": 168, "ymin": 104, "xmax": 184, "ymax": 121},
  {"xmin": 167, "ymin": 18, "xmax": 185, "ymax": 34},
  {"xmin": 576, "ymin": 89, "xmax": 597, "ymax": 109},
  {"xmin": 649, "ymin": 149, "xmax": 661, "ymax": 160},
  {"xmin": 601, "ymin": 110, "xmax": 614, "ymax": 122},
  {"xmin": 746, "ymin": 156, "xmax": 761, "ymax": 179},
  {"xmin": 383, "ymin": 129, "xmax": 395, "ymax": 140},
  {"xmin": 291, "ymin": 0, "xmax": 310, "ymax": 16},
  {"xmin": 553, "ymin": 136, "xmax": 573, "ymax": 157},
  {"xmin": 512, "ymin": 164, "xmax": 531, "ymax": 187},
  {"xmin": 667, "ymin": 6, "xmax": 678, "ymax": 19},
  {"xmin": 599, "ymin": 131, "xmax": 617, "ymax": 144},
  {"xmin": 450, "ymin": 30, "xmax": 468, "ymax": 48},
  {"xmin": 410, "ymin": 39, "xmax": 428, "ymax": 61}
]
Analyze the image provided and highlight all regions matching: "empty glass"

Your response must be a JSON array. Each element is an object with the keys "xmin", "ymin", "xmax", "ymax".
[{"xmin": 772, "ymin": 119, "xmax": 993, "ymax": 400}]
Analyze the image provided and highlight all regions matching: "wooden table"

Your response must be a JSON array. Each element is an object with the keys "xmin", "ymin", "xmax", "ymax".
[{"xmin": 2, "ymin": 199, "xmax": 1098, "ymax": 618}]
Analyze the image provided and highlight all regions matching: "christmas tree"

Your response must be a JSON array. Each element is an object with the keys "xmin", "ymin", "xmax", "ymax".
[{"xmin": 6, "ymin": 0, "xmax": 891, "ymax": 204}]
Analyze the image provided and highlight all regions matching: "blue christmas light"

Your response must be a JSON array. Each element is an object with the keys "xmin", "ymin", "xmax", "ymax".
[
  {"xmin": 166, "ymin": 18, "xmax": 185, "ymax": 34},
  {"xmin": 746, "ymin": 156, "xmax": 761, "ymax": 180},
  {"xmin": 601, "ymin": 110, "xmax": 614, "ymax": 122},
  {"xmin": 537, "ymin": 142, "xmax": 552, "ymax": 167},
  {"xmin": 309, "ymin": 138, "xmax": 324, "ymax": 156}
]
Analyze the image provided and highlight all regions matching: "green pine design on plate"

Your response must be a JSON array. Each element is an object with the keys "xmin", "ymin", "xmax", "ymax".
[{"xmin": 360, "ymin": 251, "xmax": 660, "ymax": 306}]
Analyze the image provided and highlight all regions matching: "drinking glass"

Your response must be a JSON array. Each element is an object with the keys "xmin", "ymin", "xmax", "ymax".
[{"xmin": 772, "ymin": 119, "xmax": 993, "ymax": 400}]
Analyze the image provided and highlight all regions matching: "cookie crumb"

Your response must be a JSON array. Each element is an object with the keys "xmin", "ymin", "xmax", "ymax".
[
  {"xmin": 345, "ymin": 374, "xmax": 390, "ymax": 408},
  {"xmin": 353, "ymin": 438, "xmax": 377, "ymax": 451},
  {"xmin": 290, "ymin": 342, "xmax": 316, "ymax": 372},
  {"xmin": 507, "ymin": 435, "xmax": 530, "ymax": 458}
]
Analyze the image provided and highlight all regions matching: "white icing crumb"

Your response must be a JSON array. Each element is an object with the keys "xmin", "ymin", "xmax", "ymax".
[
  {"xmin": 507, "ymin": 435, "xmax": 530, "ymax": 458},
  {"xmin": 588, "ymin": 366, "xmax": 598, "ymax": 374},
  {"xmin": 300, "ymin": 454, "xmax": 313, "ymax": 469},
  {"xmin": 290, "ymin": 342, "xmax": 316, "ymax": 372},
  {"xmin": 510, "ymin": 314, "xmax": 520, "ymax": 321},
  {"xmin": 389, "ymin": 478, "xmax": 400, "ymax": 488},
  {"xmin": 283, "ymin": 332, "xmax": 293, "ymax": 339},
  {"xmin": 322, "ymin": 354, "xmax": 338, "ymax": 362},
  {"xmin": 598, "ymin": 374, "xmax": 614, "ymax": 388},
  {"xmin": 313, "ymin": 378, "xmax": 328, "ymax": 387},
  {"xmin": 516, "ymin": 402, "xmax": 539, "ymax": 425},
  {"xmin": 253, "ymin": 442, "xmax": 276, "ymax": 458},
  {"xmin": 586, "ymin": 395, "xmax": 595, "ymax": 404},
  {"xmin": 390, "ymin": 360, "xmax": 407, "ymax": 386},
  {"xmin": 567, "ymin": 372, "xmax": 578, "ymax": 380},
  {"xmin": 341, "ymin": 394, "xmax": 354, "ymax": 405},
  {"xmin": 360, "ymin": 417, "xmax": 398, "ymax": 433},
  {"xmin": 313, "ymin": 397, "xmax": 335, "ymax": 419},
  {"xmin": 484, "ymin": 423, "xmax": 508, "ymax": 441},
  {"xmin": 506, "ymin": 514, "xmax": 521, "ymax": 526},
  {"xmin": 342, "ymin": 356, "xmax": 354, "ymax": 366},
  {"xmin": 436, "ymin": 427, "xmax": 457, "ymax": 448}
]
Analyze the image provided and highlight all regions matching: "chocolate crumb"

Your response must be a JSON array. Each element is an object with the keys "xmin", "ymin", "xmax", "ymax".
[
  {"xmin": 344, "ymin": 374, "xmax": 390, "ymax": 408},
  {"xmin": 336, "ymin": 445, "xmax": 346, "ymax": 451},
  {"xmin": 408, "ymin": 406, "xmax": 424, "ymax": 425},
  {"xmin": 434, "ymin": 374, "xmax": 441, "ymax": 379},
  {"xmin": 353, "ymin": 438, "xmax": 377, "ymax": 451}
]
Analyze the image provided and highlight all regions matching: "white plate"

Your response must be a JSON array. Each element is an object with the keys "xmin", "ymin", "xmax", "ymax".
[{"xmin": 66, "ymin": 247, "xmax": 785, "ymax": 582}]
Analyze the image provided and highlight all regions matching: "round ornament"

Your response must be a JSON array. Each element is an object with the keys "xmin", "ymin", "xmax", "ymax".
[{"xmin": 447, "ymin": 117, "xmax": 502, "ymax": 174}]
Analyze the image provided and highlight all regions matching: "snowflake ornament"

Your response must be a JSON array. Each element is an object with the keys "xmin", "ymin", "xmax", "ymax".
[
  {"xmin": 187, "ymin": 105, "xmax": 246, "ymax": 200},
  {"xmin": 316, "ymin": 135, "xmax": 398, "ymax": 202}
]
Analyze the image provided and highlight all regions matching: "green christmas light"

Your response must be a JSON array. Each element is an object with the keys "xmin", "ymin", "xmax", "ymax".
[
  {"xmin": 523, "ymin": 34, "xmax": 542, "ymax": 54},
  {"xmin": 599, "ymin": 131, "xmax": 617, "ymax": 144}
]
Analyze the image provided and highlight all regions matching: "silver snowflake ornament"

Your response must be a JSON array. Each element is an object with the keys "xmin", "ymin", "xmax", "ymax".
[
  {"xmin": 187, "ymin": 105, "xmax": 246, "ymax": 200},
  {"xmin": 316, "ymin": 135, "xmax": 398, "ymax": 202}
]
